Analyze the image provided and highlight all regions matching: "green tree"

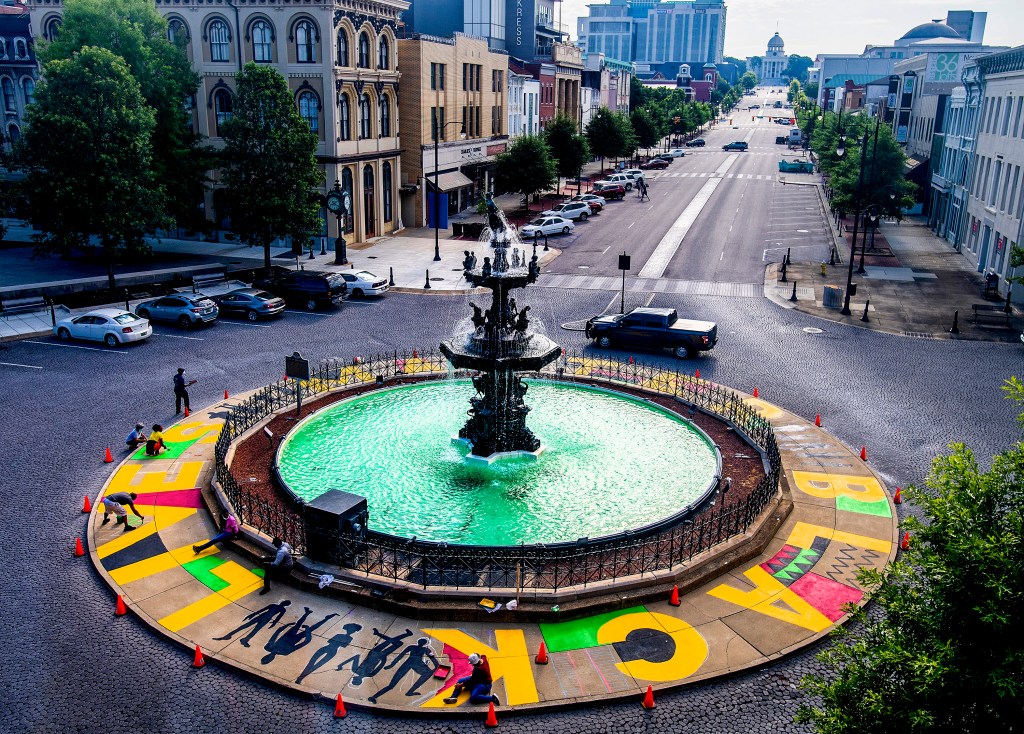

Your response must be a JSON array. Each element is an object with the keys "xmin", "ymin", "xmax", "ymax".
[
  {"xmin": 544, "ymin": 113, "xmax": 591, "ymax": 181},
  {"xmin": 614, "ymin": 111, "xmax": 639, "ymax": 161},
  {"xmin": 630, "ymin": 107, "xmax": 662, "ymax": 150},
  {"xmin": 219, "ymin": 63, "xmax": 321, "ymax": 271},
  {"xmin": 740, "ymin": 71, "xmax": 758, "ymax": 91},
  {"xmin": 19, "ymin": 47, "xmax": 161, "ymax": 289},
  {"xmin": 788, "ymin": 79, "xmax": 801, "ymax": 102},
  {"xmin": 42, "ymin": 0, "xmax": 209, "ymax": 233},
  {"xmin": 785, "ymin": 54, "xmax": 815, "ymax": 82},
  {"xmin": 805, "ymin": 81, "xmax": 820, "ymax": 102},
  {"xmin": 586, "ymin": 106, "xmax": 630, "ymax": 171},
  {"xmin": 495, "ymin": 135, "xmax": 557, "ymax": 212},
  {"xmin": 797, "ymin": 378, "xmax": 1024, "ymax": 734},
  {"xmin": 723, "ymin": 56, "xmax": 748, "ymax": 76}
]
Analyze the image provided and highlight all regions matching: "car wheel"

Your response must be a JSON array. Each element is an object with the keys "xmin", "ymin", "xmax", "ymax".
[
  {"xmin": 625, "ymin": 183, "xmax": 632, "ymax": 191},
  {"xmin": 562, "ymin": 226, "xmax": 570, "ymax": 234},
  {"xmin": 137, "ymin": 308, "xmax": 150, "ymax": 320},
  {"xmin": 579, "ymin": 212, "xmax": 588, "ymax": 222},
  {"xmin": 177, "ymin": 315, "xmax": 192, "ymax": 329},
  {"xmin": 597, "ymin": 336, "xmax": 612, "ymax": 348},
  {"xmin": 674, "ymin": 344, "xmax": 692, "ymax": 359},
  {"xmin": 306, "ymin": 298, "xmax": 318, "ymax": 311},
  {"xmin": 104, "ymin": 333, "xmax": 120, "ymax": 348},
  {"xmin": 352, "ymin": 288, "xmax": 364, "ymax": 299},
  {"xmin": 57, "ymin": 327, "xmax": 71, "ymax": 341},
  {"xmin": 246, "ymin": 309, "xmax": 259, "ymax": 322}
]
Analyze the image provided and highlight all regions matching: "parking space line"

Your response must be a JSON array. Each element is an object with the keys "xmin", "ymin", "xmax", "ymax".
[
  {"xmin": 0, "ymin": 361, "xmax": 43, "ymax": 370},
  {"xmin": 153, "ymin": 333, "xmax": 205, "ymax": 340},
  {"xmin": 283, "ymin": 310, "xmax": 334, "ymax": 317},
  {"xmin": 24, "ymin": 340, "xmax": 127, "ymax": 354},
  {"xmin": 216, "ymin": 320, "xmax": 273, "ymax": 329}
]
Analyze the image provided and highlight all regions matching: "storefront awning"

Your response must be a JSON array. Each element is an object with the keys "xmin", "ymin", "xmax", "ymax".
[{"xmin": 431, "ymin": 171, "xmax": 474, "ymax": 192}]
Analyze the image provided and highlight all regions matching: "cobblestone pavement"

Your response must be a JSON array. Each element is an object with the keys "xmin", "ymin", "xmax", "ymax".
[{"xmin": 2, "ymin": 288, "xmax": 1020, "ymax": 733}]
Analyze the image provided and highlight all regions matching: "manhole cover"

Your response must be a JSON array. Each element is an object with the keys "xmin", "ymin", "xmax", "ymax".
[
  {"xmin": 578, "ymin": 265, "xmax": 590, "ymax": 269},
  {"xmin": 802, "ymin": 327, "xmax": 823, "ymax": 334},
  {"xmin": 430, "ymin": 277, "xmax": 445, "ymax": 282}
]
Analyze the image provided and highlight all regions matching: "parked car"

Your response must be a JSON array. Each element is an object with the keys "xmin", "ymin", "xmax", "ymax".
[
  {"xmin": 641, "ymin": 158, "xmax": 669, "ymax": 170},
  {"xmin": 662, "ymin": 149, "xmax": 686, "ymax": 158},
  {"xmin": 591, "ymin": 181, "xmax": 627, "ymax": 200},
  {"xmin": 339, "ymin": 270, "xmax": 390, "ymax": 298},
  {"xmin": 212, "ymin": 288, "xmax": 286, "ymax": 321},
  {"xmin": 253, "ymin": 267, "xmax": 348, "ymax": 311},
  {"xmin": 520, "ymin": 216, "xmax": 575, "ymax": 237},
  {"xmin": 568, "ymin": 193, "xmax": 605, "ymax": 213},
  {"xmin": 622, "ymin": 168, "xmax": 647, "ymax": 182},
  {"xmin": 54, "ymin": 308, "xmax": 151, "ymax": 348},
  {"xmin": 722, "ymin": 141, "xmax": 749, "ymax": 151},
  {"xmin": 685, "ymin": 138, "xmax": 706, "ymax": 147},
  {"xmin": 604, "ymin": 173, "xmax": 636, "ymax": 190},
  {"xmin": 654, "ymin": 153, "xmax": 676, "ymax": 162},
  {"xmin": 542, "ymin": 201, "xmax": 593, "ymax": 221},
  {"xmin": 585, "ymin": 307, "xmax": 717, "ymax": 359},
  {"xmin": 750, "ymin": 104, "xmax": 761, "ymax": 109},
  {"xmin": 136, "ymin": 294, "xmax": 218, "ymax": 328}
]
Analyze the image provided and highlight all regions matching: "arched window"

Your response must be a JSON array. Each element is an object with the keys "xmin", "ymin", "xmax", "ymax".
[
  {"xmin": 44, "ymin": 17, "xmax": 62, "ymax": 42},
  {"xmin": 21, "ymin": 78, "xmax": 33, "ymax": 106},
  {"xmin": 359, "ymin": 93, "xmax": 371, "ymax": 139},
  {"xmin": 13, "ymin": 39, "xmax": 28, "ymax": 61},
  {"xmin": 336, "ymin": 29, "xmax": 349, "ymax": 67},
  {"xmin": 378, "ymin": 93, "xmax": 390, "ymax": 137},
  {"xmin": 362, "ymin": 164, "xmax": 375, "ymax": 235},
  {"xmin": 1, "ymin": 78, "xmax": 14, "ymax": 112},
  {"xmin": 213, "ymin": 89, "xmax": 233, "ymax": 135},
  {"xmin": 209, "ymin": 19, "xmax": 230, "ymax": 62},
  {"xmin": 382, "ymin": 161, "xmax": 393, "ymax": 224},
  {"xmin": 377, "ymin": 36, "xmax": 389, "ymax": 70},
  {"xmin": 296, "ymin": 20, "xmax": 316, "ymax": 63},
  {"xmin": 298, "ymin": 90, "xmax": 319, "ymax": 133},
  {"xmin": 357, "ymin": 32, "xmax": 370, "ymax": 68},
  {"xmin": 167, "ymin": 18, "xmax": 188, "ymax": 45},
  {"xmin": 0, "ymin": 39, "xmax": 6, "ymax": 60},
  {"xmin": 7, "ymin": 123, "xmax": 19, "ymax": 146},
  {"xmin": 339, "ymin": 93, "xmax": 351, "ymax": 141},
  {"xmin": 252, "ymin": 20, "xmax": 273, "ymax": 62},
  {"xmin": 341, "ymin": 167, "xmax": 354, "ymax": 233}
]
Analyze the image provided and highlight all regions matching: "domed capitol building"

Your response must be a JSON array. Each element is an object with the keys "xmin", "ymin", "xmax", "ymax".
[{"xmin": 748, "ymin": 32, "xmax": 788, "ymax": 85}]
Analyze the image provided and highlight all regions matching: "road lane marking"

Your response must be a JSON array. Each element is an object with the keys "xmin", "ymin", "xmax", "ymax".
[
  {"xmin": 24, "ymin": 340, "xmax": 127, "ymax": 354},
  {"xmin": 0, "ymin": 361, "xmax": 43, "ymax": 370},
  {"xmin": 216, "ymin": 320, "xmax": 273, "ymax": 329},
  {"xmin": 638, "ymin": 176, "xmax": 726, "ymax": 278},
  {"xmin": 153, "ymin": 333, "xmax": 204, "ymax": 341},
  {"xmin": 283, "ymin": 310, "xmax": 335, "ymax": 316},
  {"xmin": 601, "ymin": 246, "xmax": 610, "ymax": 254},
  {"xmin": 627, "ymin": 222, "xmax": 635, "ymax": 228}
]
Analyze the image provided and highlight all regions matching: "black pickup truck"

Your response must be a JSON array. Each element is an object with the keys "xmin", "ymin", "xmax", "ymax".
[{"xmin": 585, "ymin": 307, "xmax": 717, "ymax": 359}]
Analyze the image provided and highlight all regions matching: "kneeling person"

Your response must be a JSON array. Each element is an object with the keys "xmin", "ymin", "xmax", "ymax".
[
  {"xmin": 102, "ymin": 491, "xmax": 144, "ymax": 532},
  {"xmin": 444, "ymin": 653, "xmax": 499, "ymax": 705}
]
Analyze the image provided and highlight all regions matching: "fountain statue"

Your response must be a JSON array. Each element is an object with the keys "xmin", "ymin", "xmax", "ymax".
[{"xmin": 439, "ymin": 193, "xmax": 562, "ymax": 458}]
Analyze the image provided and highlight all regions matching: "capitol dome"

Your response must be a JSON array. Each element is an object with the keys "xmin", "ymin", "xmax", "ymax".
[
  {"xmin": 899, "ymin": 21, "xmax": 960, "ymax": 41},
  {"xmin": 767, "ymin": 32, "xmax": 784, "ymax": 48}
]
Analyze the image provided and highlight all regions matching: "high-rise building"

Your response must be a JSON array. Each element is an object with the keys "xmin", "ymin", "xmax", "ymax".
[
  {"xmin": 403, "ymin": 0, "xmax": 509, "ymax": 52},
  {"xmin": 944, "ymin": 10, "xmax": 986, "ymax": 44}
]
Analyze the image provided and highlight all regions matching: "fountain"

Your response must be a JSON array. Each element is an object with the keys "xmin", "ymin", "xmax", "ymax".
[{"xmin": 439, "ymin": 194, "xmax": 562, "ymax": 459}]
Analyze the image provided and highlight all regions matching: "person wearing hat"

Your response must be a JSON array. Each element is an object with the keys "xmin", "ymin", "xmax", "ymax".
[
  {"xmin": 125, "ymin": 422, "xmax": 147, "ymax": 451},
  {"xmin": 173, "ymin": 367, "xmax": 197, "ymax": 415},
  {"xmin": 443, "ymin": 652, "xmax": 498, "ymax": 705}
]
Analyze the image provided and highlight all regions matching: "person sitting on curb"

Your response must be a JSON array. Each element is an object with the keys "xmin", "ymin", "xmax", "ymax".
[
  {"xmin": 259, "ymin": 537, "xmax": 294, "ymax": 595},
  {"xmin": 193, "ymin": 514, "xmax": 240, "ymax": 554},
  {"xmin": 443, "ymin": 653, "xmax": 499, "ymax": 705},
  {"xmin": 125, "ymin": 422, "xmax": 147, "ymax": 451},
  {"xmin": 101, "ymin": 492, "xmax": 144, "ymax": 532},
  {"xmin": 146, "ymin": 424, "xmax": 167, "ymax": 456}
]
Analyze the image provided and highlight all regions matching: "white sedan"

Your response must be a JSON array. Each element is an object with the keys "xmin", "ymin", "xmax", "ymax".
[
  {"xmin": 340, "ymin": 270, "xmax": 389, "ymax": 297},
  {"xmin": 622, "ymin": 168, "xmax": 646, "ymax": 183},
  {"xmin": 54, "ymin": 308, "xmax": 151, "ymax": 347},
  {"xmin": 541, "ymin": 201, "xmax": 592, "ymax": 221},
  {"xmin": 519, "ymin": 216, "xmax": 575, "ymax": 238}
]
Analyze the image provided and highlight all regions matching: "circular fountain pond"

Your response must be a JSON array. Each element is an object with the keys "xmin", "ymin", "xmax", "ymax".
[{"xmin": 275, "ymin": 379, "xmax": 720, "ymax": 546}]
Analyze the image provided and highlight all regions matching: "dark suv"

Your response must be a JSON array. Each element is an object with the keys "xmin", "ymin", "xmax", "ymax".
[
  {"xmin": 686, "ymin": 138, "xmax": 706, "ymax": 147},
  {"xmin": 253, "ymin": 267, "xmax": 348, "ymax": 311}
]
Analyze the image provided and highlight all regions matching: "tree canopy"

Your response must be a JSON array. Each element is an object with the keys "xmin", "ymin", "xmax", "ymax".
[
  {"xmin": 785, "ymin": 54, "xmax": 815, "ymax": 83},
  {"xmin": 630, "ymin": 107, "xmax": 663, "ymax": 149},
  {"xmin": 543, "ymin": 113, "xmax": 591, "ymax": 179},
  {"xmin": 740, "ymin": 71, "xmax": 758, "ymax": 91},
  {"xmin": 219, "ymin": 63, "xmax": 322, "ymax": 270},
  {"xmin": 797, "ymin": 378, "xmax": 1024, "ymax": 733},
  {"xmin": 495, "ymin": 135, "xmax": 557, "ymax": 207}
]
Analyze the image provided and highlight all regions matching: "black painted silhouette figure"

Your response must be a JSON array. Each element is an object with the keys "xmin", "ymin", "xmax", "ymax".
[
  {"xmin": 336, "ymin": 627, "xmax": 414, "ymax": 686},
  {"xmin": 213, "ymin": 599, "xmax": 291, "ymax": 648},
  {"xmin": 296, "ymin": 622, "xmax": 363, "ymax": 684},
  {"xmin": 260, "ymin": 607, "xmax": 338, "ymax": 665},
  {"xmin": 367, "ymin": 637, "xmax": 439, "ymax": 703}
]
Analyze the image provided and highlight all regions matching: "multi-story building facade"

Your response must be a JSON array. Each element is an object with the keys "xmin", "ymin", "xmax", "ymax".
[
  {"xmin": 930, "ymin": 84, "xmax": 974, "ymax": 244},
  {"xmin": 28, "ymin": 0, "xmax": 407, "ymax": 246},
  {"xmin": 507, "ymin": 70, "xmax": 539, "ymax": 137},
  {"xmin": 0, "ymin": 2, "xmax": 36, "ymax": 150},
  {"xmin": 396, "ymin": 33, "xmax": 508, "ymax": 227},
  {"xmin": 402, "ymin": 0, "xmax": 564, "ymax": 58}
]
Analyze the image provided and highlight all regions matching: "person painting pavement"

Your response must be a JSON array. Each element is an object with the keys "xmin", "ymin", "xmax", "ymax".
[
  {"xmin": 125, "ymin": 423, "xmax": 147, "ymax": 451},
  {"xmin": 443, "ymin": 653, "xmax": 499, "ymax": 705},
  {"xmin": 260, "ymin": 537, "xmax": 293, "ymax": 595},
  {"xmin": 146, "ymin": 423, "xmax": 167, "ymax": 456},
  {"xmin": 101, "ymin": 491, "xmax": 143, "ymax": 532},
  {"xmin": 193, "ymin": 514, "xmax": 240, "ymax": 554},
  {"xmin": 174, "ymin": 367, "xmax": 197, "ymax": 415}
]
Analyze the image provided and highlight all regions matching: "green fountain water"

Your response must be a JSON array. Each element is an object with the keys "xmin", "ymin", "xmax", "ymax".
[{"xmin": 277, "ymin": 380, "xmax": 718, "ymax": 546}]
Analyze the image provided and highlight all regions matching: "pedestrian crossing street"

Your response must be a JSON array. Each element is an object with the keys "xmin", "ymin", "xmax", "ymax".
[
  {"xmin": 534, "ymin": 274, "xmax": 758, "ymax": 297},
  {"xmin": 649, "ymin": 172, "xmax": 776, "ymax": 181}
]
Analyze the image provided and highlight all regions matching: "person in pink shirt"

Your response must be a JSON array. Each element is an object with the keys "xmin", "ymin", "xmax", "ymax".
[{"xmin": 193, "ymin": 514, "xmax": 241, "ymax": 554}]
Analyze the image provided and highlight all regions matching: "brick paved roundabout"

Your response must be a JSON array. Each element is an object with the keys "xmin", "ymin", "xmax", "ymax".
[{"xmin": 86, "ymin": 354, "xmax": 898, "ymax": 722}]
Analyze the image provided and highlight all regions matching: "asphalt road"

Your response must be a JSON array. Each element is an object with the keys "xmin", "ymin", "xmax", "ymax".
[{"xmin": 2, "ymin": 280, "xmax": 1021, "ymax": 733}]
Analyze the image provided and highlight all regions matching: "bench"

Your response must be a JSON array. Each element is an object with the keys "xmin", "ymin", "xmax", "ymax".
[
  {"xmin": 971, "ymin": 303, "xmax": 1010, "ymax": 327},
  {"xmin": 0, "ymin": 295, "xmax": 49, "ymax": 318}
]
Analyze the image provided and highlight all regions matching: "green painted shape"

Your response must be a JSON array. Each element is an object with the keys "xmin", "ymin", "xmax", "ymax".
[
  {"xmin": 774, "ymin": 569, "xmax": 796, "ymax": 581},
  {"xmin": 131, "ymin": 435, "xmax": 205, "ymax": 460},
  {"xmin": 539, "ymin": 606, "xmax": 645, "ymax": 653},
  {"xmin": 182, "ymin": 555, "xmax": 230, "ymax": 592},
  {"xmin": 836, "ymin": 495, "xmax": 892, "ymax": 517},
  {"xmin": 776, "ymin": 547, "xmax": 819, "ymax": 579},
  {"xmin": 251, "ymin": 568, "xmax": 265, "ymax": 579}
]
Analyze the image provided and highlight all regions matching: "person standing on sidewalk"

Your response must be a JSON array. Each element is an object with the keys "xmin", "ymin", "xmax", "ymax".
[
  {"xmin": 174, "ymin": 367, "xmax": 196, "ymax": 415},
  {"xmin": 260, "ymin": 537, "xmax": 294, "ymax": 595}
]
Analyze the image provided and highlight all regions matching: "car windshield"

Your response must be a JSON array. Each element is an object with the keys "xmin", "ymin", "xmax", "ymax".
[
  {"xmin": 254, "ymin": 291, "xmax": 276, "ymax": 300},
  {"xmin": 112, "ymin": 313, "xmax": 136, "ymax": 324},
  {"xmin": 551, "ymin": 205, "xmax": 567, "ymax": 211},
  {"xmin": 356, "ymin": 271, "xmax": 376, "ymax": 279}
]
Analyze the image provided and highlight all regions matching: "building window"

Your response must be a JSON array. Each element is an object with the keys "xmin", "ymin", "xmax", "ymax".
[
  {"xmin": 209, "ymin": 20, "xmax": 230, "ymax": 63},
  {"xmin": 363, "ymin": 164, "xmax": 375, "ymax": 234},
  {"xmin": 430, "ymin": 63, "xmax": 445, "ymax": 91},
  {"xmin": 492, "ymin": 69, "xmax": 503, "ymax": 91},
  {"xmin": 167, "ymin": 18, "xmax": 187, "ymax": 45},
  {"xmin": 252, "ymin": 20, "xmax": 273, "ymax": 63},
  {"xmin": 341, "ymin": 167, "xmax": 354, "ymax": 233},
  {"xmin": 359, "ymin": 93, "xmax": 371, "ymax": 139},
  {"xmin": 7, "ymin": 123, "xmax": 19, "ymax": 145},
  {"xmin": 13, "ymin": 38, "xmax": 28, "ymax": 61},
  {"xmin": 296, "ymin": 20, "xmax": 316, "ymax": 63},
  {"xmin": 431, "ymin": 106, "xmax": 446, "ymax": 141},
  {"xmin": 377, "ymin": 36, "xmax": 389, "ymax": 70},
  {"xmin": 382, "ymin": 161, "xmax": 393, "ymax": 224},
  {"xmin": 44, "ymin": 17, "xmax": 62, "ymax": 42},
  {"xmin": 358, "ymin": 32, "xmax": 370, "ymax": 68},
  {"xmin": 298, "ymin": 90, "xmax": 319, "ymax": 133},
  {"xmin": 337, "ymin": 29, "xmax": 349, "ymax": 67},
  {"xmin": 339, "ymin": 93, "xmax": 351, "ymax": 140},
  {"xmin": 1, "ymin": 78, "xmax": 14, "ymax": 112},
  {"xmin": 378, "ymin": 94, "xmax": 390, "ymax": 137},
  {"xmin": 21, "ymin": 77, "xmax": 33, "ymax": 106},
  {"xmin": 214, "ymin": 88, "xmax": 232, "ymax": 135}
]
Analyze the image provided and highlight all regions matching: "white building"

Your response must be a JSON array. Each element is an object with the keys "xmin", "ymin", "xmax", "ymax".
[
  {"xmin": 508, "ymin": 70, "xmax": 527, "ymax": 138},
  {"xmin": 748, "ymin": 33, "xmax": 787, "ymax": 85},
  {"xmin": 523, "ymin": 78, "xmax": 540, "ymax": 136}
]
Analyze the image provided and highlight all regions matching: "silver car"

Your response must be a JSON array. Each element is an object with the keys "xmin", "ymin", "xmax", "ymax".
[{"xmin": 136, "ymin": 294, "xmax": 219, "ymax": 329}]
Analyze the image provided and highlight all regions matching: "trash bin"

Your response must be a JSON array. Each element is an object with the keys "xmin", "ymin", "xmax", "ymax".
[{"xmin": 822, "ymin": 285, "xmax": 843, "ymax": 309}]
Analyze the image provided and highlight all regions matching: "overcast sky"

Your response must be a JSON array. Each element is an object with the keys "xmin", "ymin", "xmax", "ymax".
[{"xmin": 559, "ymin": 0, "xmax": 1023, "ymax": 59}]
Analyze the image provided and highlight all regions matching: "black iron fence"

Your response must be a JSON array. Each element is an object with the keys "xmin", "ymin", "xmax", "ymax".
[{"xmin": 214, "ymin": 350, "xmax": 782, "ymax": 592}]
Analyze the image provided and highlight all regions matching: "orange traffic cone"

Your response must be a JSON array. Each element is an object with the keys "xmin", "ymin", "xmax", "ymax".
[
  {"xmin": 860, "ymin": 446, "xmax": 867, "ymax": 461},
  {"xmin": 695, "ymin": 369, "xmax": 700, "ymax": 379},
  {"xmin": 192, "ymin": 645, "xmax": 206, "ymax": 668},
  {"xmin": 184, "ymin": 406, "xmax": 191, "ymax": 417},
  {"xmin": 753, "ymin": 387, "xmax": 759, "ymax": 398},
  {"xmin": 103, "ymin": 447, "xmax": 113, "ymax": 463},
  {"xmin": 224, "ymin": 389, "xmax": 229, "ymax": 399},
  {"xmin": 82, "ymin": 495, "xmax": 92, "ymax": 513},
  {"xmin": 668, "ymin": 585, "xmax": 680, "ymax": 606},
  {"xmin": 900, "ymin": 531, "xmax": 910, "ymax": 550},
  {"xmin": 894, "ymin": 487, "xmax": 902, "ymax": 504},
  {"xmin": 333, "ymin": 693, "xmax": 347, "ymax": 718},
  {"xmin": 535, "ymin": 641, "xmax": 549, "ymax": 665},
  {"xmin": 641, "ymin": 685, "xmax": 655, "ymax": 709},
  {"xmin": 629, "ymin": 356, "xmax": 634, "ymax": 364},
  {"xmin": 485, "ymin": 701, "xmax": 499, "ymax": 727},
  {"xmin": 814, "ymin": 414, "xmax": 821, "ymax": 427},
  {"xmin": 115, "ymin": 594, "xmax": 127, "ymax": 616},
  {"xmin": 283, "ymin": 374, "xmax": 289, "ymax": 381},
  {"xmin": 74, "ymin": 537, "xmax": 85, "ymax": 557},
  {"xmin": 353, "ymin": 356, "xmax": 361, "ymax": 365}
]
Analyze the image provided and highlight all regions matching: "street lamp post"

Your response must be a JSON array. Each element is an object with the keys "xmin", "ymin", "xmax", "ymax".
[
  {"xmin": 326, "ymin": 180, "xmax": 350, "ymax": 266},
  {"xmin": 840, "ymin": 131, "xmax": 870, "ymax": 316},
  {"xmin": 433, "ymin": 120, "xmax": 466, "ymax": 262}
]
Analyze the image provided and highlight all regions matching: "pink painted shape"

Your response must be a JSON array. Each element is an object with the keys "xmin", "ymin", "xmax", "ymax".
[
  {"xmin": 789, "ymin": 572, "xmax": 863, "ymax": 621},
  {"xmin": 127, "ymin": 488, "xmax": 204, "ymax": 509},
  {"xmin": 437, "ymin": 643, "xmax": 472, "ymax": 693}
]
